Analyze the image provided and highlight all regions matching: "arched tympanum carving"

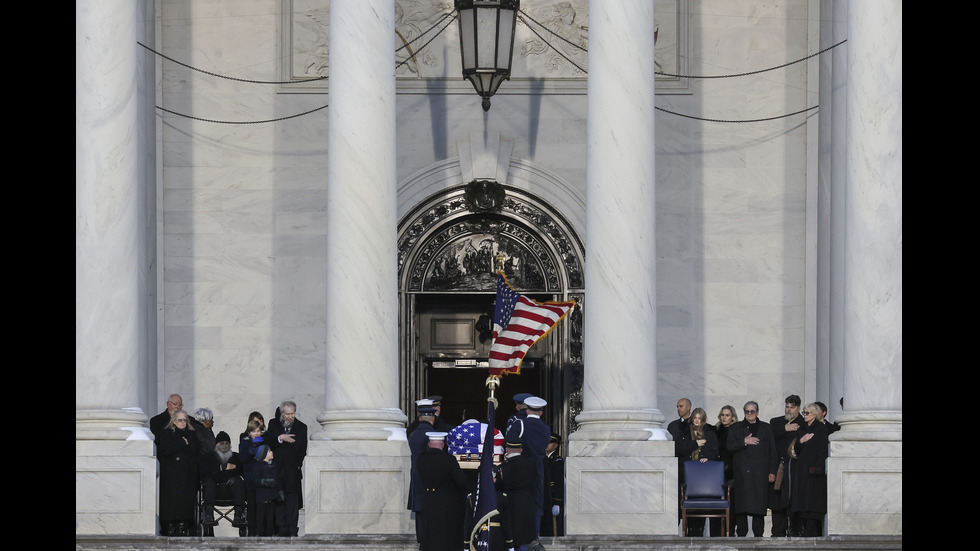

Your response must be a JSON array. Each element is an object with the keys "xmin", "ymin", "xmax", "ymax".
[{"xmin": 398, "ymin": 185, "xmax": 584, "ymax": 293}]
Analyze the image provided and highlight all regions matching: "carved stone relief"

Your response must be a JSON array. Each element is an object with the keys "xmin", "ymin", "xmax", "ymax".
[
  {"xmin": 423, "ymin": 230, "xmax": 548, "ymax": 291},
  {"xmin": 281, "ymin": 0, "xmax": 689, "ymax": 93},
  {"xmin": 565, "ymin": 294, "xmax": 584, "ymax": 433},
  {"xmin": 398, "ymin": 185, "xmax": 583, "ymax": 293}
]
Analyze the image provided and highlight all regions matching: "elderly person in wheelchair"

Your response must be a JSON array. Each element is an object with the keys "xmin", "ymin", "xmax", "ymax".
[{"xmin": 198, "ymin": 431, "xmax": 247, "ymax": 528}]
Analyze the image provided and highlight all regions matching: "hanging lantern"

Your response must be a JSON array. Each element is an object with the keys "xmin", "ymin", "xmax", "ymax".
[{"xmin": 455, "ymin": 0, "xmax": 520, "ymax": 111}]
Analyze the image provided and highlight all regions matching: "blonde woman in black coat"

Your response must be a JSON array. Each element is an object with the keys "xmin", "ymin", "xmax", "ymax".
[
  {"xmin": 157, "ymin": 409, "xmax": 199, "ymax": 536},
  {"xmin": 710, "ymin": 405, "xmax": 738, "ymax": 537},
  {"xmin": 788, "ymin": 403, "xmax": 830, "ymax": 536}
]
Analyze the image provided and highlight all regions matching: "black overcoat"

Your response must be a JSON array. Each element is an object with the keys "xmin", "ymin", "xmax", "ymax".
[
  {"xmin": 157, "ymin": 427, "xmax": 199, "ymax": 523},
  {"xmin": 265, "ymin": 418, "xmax": 308, "ymax": 497},
  {"xmin": 789, "ymin": 421, "xmax": 829, "ymax": 516},
  {"xmin": 507, "ymin": 416, "xmax": 550, "ymax": 514},
  {"xmin": 540, "ymin": 452, "xmax": 565, "ymax": 536},
  {"xmin": 769, "ymin": 413, "xmax": 805, "ymax": 508},
  {"xmin": 497, "ymin": 453, "xmax": 538, "ymax": 547},
  {"xmin": 417, "ymin": 447, "xmax": 470, "ymax": 551},
  {"xmin": 189, "ymin": 418, "xmax": 216, "ymax": 456},
  {"xmin": 150, "ymin": 409, "xmax": 172, "ymax": 445},
  {"xmin": 726, "ymin": 420, "xmax": 777, "ymax": 515},
  {"xmin": 407, "ymin": 421, "xmax": 435, "ymax": 511},
  {"xmin": 198, "ymin": 450, "xmax": 244, "ymax": 484},
  {"xmin": 715, "ymin": 423, "xmax": 735, "ymax": 481}
]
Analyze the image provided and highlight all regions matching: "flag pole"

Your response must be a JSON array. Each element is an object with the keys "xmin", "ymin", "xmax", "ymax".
[{"xmin": 485, "ymin": 374, "xmax": 500, "ymax": 408}]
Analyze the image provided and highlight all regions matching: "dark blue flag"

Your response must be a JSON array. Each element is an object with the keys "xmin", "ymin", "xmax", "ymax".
[{"xmin": 470, "ymin": 399, "xmax": 499, "ymax": 550}]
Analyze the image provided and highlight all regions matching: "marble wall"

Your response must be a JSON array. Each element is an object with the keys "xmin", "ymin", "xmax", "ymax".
[
  {"xmin": 155, "ymin": 0, "xmax": 818, "ymax": 433},
  {"xmin": 99, "ymin": 0, "xmax": 901, "ymax": 537}
]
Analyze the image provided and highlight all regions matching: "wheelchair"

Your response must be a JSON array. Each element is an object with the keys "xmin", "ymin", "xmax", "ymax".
[{"xmin": 196, "ymin": 476, "xmax": 248, "ymax": 537}]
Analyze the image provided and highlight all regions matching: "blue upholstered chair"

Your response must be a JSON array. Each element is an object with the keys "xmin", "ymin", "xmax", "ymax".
[{"xmin": 681, "ymin": 460, "xmax": 731, "ymax": 536}]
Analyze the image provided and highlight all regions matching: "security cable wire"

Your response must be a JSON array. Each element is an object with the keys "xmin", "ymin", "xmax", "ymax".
[{"xmin": 142, "ymin": 10, "xmax": 845, "ymax": 125}]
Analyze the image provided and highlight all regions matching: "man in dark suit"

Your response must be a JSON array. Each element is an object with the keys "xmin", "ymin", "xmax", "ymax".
[
  {"xmin": 769, "ymin": 394, "xmax": 804, "ymax": 537},
  {"xmin": 540, "ymin": 432, "xmax": 564, "ymax": 537},
  {"xmin": 506, "ymin": 392, "xmax": 532, "ymax": 435},
  {"xmin": 506, "ymin": 395, "xmax": 550, "ymax": 539},
  {"xmin": 416, "ymin": 431, "xmax": 469, "ymax": 550},
  {"xmin": 496, "ymin": 438, "xmax": 538, "ymax": 551},
  {"xmin": 666, "ymin": 397, "xmax": 692, "ymax": 440},
  {"xmin": 727, "ymin": 401, "xmax": 778, "ymax": 537},
  {"xmin": 407, "ymin": 401, "xmax": 437, "ymax": 545},
  {"xmin": 150, "ymin": 393, "xmax": 183, "ymax": 445},
  {"xmin": 407, "ymin": 395, "xmax": 453, "ymax": 434},
  {"xmin": 667, "ymin": 397, "xmax": 694, "ymax": 533},
  {"xmin": 265, "ymin": 400, "xmax": 308, "ymax": 537}
]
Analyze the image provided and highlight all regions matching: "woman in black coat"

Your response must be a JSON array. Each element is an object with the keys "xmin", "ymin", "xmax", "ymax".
[
  {"xmin": 682, "ymin": 408, "xmax": 720, "ymax": 536},
  {"xmin": 157, "ymin": 409, "xmax": 199, "ymax": 536},
  {"xmin": 710, "ymin": 405, "xmax": 738, "ymax": 537},
  {"xmin": 788, "ymin": 403, "xmax": 830, "ymax": 536},
  {"xmin": 687, "ymin": 408, "xmax": 720, "ymax": 463}
]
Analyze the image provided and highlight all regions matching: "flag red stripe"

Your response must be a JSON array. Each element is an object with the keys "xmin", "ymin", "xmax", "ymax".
[
  {"xmin": 511, "ymin": 310, "xmax": 559, "ymax": 327},
  {"xmin": 517, "ymin": 297, "xmax": 573, "ymax": 316},
  {"xmin": 494, "ymin": 335, "xmax": 537, "ymax": 346}
]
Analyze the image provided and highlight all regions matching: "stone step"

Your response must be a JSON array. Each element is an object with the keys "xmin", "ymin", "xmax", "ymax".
[{"xmin": 76, "ymin": 534, "xmax": 903, "ymax": 551}]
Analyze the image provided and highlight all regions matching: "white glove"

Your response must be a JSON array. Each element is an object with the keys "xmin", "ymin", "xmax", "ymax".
[{"xmin": 552, "ymin": 505, "xmax": 560, "ymax": 516}]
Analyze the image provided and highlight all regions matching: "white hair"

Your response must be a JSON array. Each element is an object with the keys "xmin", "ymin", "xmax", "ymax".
[{"xmin": 192, "ymin": 407, "xmax": 213, "ymax": 423}]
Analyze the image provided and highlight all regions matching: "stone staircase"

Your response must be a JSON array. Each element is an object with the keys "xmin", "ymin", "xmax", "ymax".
[{"xmin": 76, "ymin": 534, "xmax": 902, "ymax": 551}]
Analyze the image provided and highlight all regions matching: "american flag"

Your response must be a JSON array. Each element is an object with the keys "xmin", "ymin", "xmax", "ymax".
[
  {"xmin": 489, "ymin": 272, "xmax": 576, "ymax": 376},
  {"xmin": 471, "ymin": 400, "xmax": 498, "ymax": 550},
  {"xmin": 448, "ymin": 421, "xmax": 504, "ymax": 455}
]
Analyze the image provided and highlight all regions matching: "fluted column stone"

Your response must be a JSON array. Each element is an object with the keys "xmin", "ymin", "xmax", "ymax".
[
  {"xmin": 827, "ymin": 0, "xmax": 902, "ymax": 535},
  {"xmin": 304, "ymin": 0, "xmax": 410, "ymax": 535},
  {"xmin": 75, "ymin": 0, "xmax": 155, "ymax": 535},
  {"xmin": 565, "ymin": 0, "xmax": 674, "ymax": 536}
]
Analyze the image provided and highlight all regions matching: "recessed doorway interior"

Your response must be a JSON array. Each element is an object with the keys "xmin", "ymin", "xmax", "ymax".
[{"xmin": 413, "ymin": 293, "xmax": 551, "ymax": 431}]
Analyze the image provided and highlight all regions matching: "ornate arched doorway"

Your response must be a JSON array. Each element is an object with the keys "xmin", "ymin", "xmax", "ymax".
[{"xmin": 398, "ymin": 180, "xmax": 585, "ymax": 437}]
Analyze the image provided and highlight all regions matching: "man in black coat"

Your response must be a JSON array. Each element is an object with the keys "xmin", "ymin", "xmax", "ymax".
[
  {"xmin": 265, "ymin": 400, "xmax": 308, "ymax": 537},
  {"xmin": 667, "ymin": 397, "xmax": 694, "ymax": 532},
  {"xmin": 417, "ymin": 431, "xmax": 470, "ymax": 551},
  {"xmin": 726, "ymin": 401, "xmax": 777, "ymax": 537},
  {"xmin": 769, "ymin": 394, "xmax": 804, "ymax": 537},
  {"xmin": 407, "ymin": 395, "xmax": 454, "ymax": 434},
  {"xmin": 408, "ymin": 401, "xmax": 438, "ymax": 544},
  {"xmin": 815, "ymin": 401, "xmax": 842, "ymax": 435},
  {"xmin": 496, "ymin": 438, "xmax": 538, "ymax": 550},
  {"xmin": 198, "ymin": 431, "xmax": 247, "ymax": 526},
  {"xmin": 667, "ymin": 397, "xmax": 692, "ymax": 440},
  {"xmin": 506, "ymin": 395, "xmax": 550, "ymax": 539},
  {"xmin": 505, "ymin": 392, "xmax": 532, "ymax": 435},
  {"xmin": 150, "ymin": 393, "xmax": 183, "ymax": 446},
  {"xmin": 540, "ymin": 432, "xmax": 564, "ymax": 537},
  {"xmin": 150, "ymin": 393, "xmax": 184, "ymax": 536}
]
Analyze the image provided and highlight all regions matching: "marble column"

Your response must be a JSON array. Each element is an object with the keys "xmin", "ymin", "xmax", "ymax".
[
  {"xmin": 304, "ymin": 0, "xmax": 410, "ymax": 535},
  {"xmin": 828, "ymin": 0, "xmax": 848, "ymax": 423},
  {"xmin": 565, "ymin": 0, "xmax": 674, "ymax": 535},
  {"xmin": 817, "ymin": 0, "xmax": 848, "ymax": 424},
  {"xmin": 76, "ymin": 0, "xmax": 156, "ymax": 535},
  {"xmin": 827, "ymin": 0, "xmax": 902, "ymax": 535}
]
